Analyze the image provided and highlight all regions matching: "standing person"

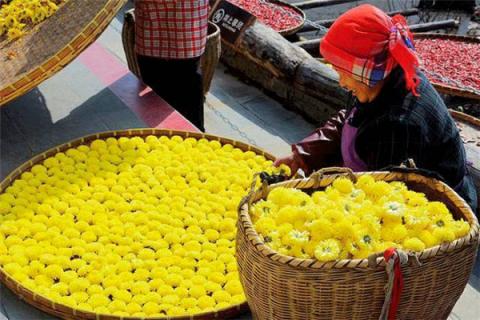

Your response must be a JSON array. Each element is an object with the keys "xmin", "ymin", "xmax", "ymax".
[
  {"xmin": 274, "ymin": 4, "xmax": 478, "ymax": 214},
  {"xmin": 134, "ymin": 0, "xmax": 209, "ymax": 132}
]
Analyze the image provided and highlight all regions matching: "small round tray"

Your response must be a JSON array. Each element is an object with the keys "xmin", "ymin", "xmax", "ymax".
[{"xmin": 414, "ymin": 33, "xmax": 480, "ymax": 101}]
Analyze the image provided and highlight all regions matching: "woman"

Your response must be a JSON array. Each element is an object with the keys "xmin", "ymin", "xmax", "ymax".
[
  {"xmin": 134, "ymin": 0, "xmax": 209, "ymax": 132},
  {"xmin": 275, "ymin": 4, "xmax": 478, "ymax": 213}
]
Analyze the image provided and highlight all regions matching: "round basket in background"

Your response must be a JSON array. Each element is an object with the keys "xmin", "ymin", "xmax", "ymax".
[
  {"xmin": 237, "ymin": 168, "xmax": 479, "ymax": 320},
  {"xmin": 121, "ymin": 10, "xmax": 221, "ymax": 96},
  {"xmin": 0, "ymin": 0, "xmax": 127, "ymax": 106},
  {"xmin": 270, "ymin": 0, "xmax": 306, "ymax": 36},
  {"xmin": 414, "ymin": 33, "xmax": 480, "ymax": 101}
]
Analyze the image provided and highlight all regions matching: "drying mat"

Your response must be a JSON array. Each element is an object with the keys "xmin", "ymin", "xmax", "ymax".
[
  {"xmin": 414, "ymin": 33, "xmax": 480, "ymax": 100},
  {"xmin": 0, "ymin": 0, "xmax": 127, "ymax": 106}
]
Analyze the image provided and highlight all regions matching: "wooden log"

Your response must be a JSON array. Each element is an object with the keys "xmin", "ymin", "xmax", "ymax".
[
  {"xmin": 293, "ymin": 0, "xmax": 356, "ymax": 10},
  {"xmin": 409, "ymin": 19, "xmax": 459, "ymax": 32},
  {"xmin": 220, "ymin": 22, "xmax": 348, "ymax": 122},
  {"xmin": 299, "ymin": 8, "xmax": 419, "ymax": 33},
  {"xmin": 294, "ymin": 38, "xmax": 322, "ymax": 54},
  {"xmin": 294, "ymin": 19, "xmax": 460, "ymax": 56}
]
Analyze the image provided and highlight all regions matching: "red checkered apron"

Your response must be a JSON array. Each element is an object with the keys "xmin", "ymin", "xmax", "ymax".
[{"xmin": 134, "ymin": 0, "xmax": 209, "ymax": 59}]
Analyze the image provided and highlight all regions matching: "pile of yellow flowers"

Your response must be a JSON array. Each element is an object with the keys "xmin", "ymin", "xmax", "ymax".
[
  {"xmin": 251, "ymin": 175, "xmax": 471, "ymax": 261},
  {"xmin": 0, "ymin": 0, "xmax": 67, "ymax": 41},
  {"xmin": 0, "ymin": 135, "xmax": 282, "ymax": 317}
]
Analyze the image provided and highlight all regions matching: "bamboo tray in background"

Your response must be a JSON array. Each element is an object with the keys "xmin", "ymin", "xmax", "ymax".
[
  {"xmin": 0, "ymin": 0, "xmax": 127, "ymax": 106},
  {"xmin": 272, "ymin": 0, "xmax": 306, "ymax": 36},
  {"xmin": 450, "ymin": 109, "xmax": 480, "ymax": 209},
  {"xmin": 0, "ymin": 129, "xmax": 274, "ymax": 320},
  {"xmin": 414, "ymin": 33, "xmax": 480, "ymax": 100}
]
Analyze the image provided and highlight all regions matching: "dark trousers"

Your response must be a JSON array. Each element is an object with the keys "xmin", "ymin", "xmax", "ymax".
[{"xmin": 137, "ymin": 55, "xmax": 205, "ymax": 132}]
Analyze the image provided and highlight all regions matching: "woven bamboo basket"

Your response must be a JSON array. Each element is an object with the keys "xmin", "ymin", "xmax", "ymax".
[
  {"xmin": 0, "ymin": 0, "xmax": 127, "ymax": 106},
  {"xmin": 270, "ymin": 0, "xmax": 306, "ymax": 36},
  {"xmin": 237, "ymin": 167, "xmax": 479, "ymax": 320},
  {"xmin": 414, "ymin": 33, "xmax": 480, "ymax": 100},
  {"xmin": 450, "ymin": 109, "xmax": 480, "ymax": 209},
  {"xmin": 121, "ymin": 10, "xmax": 221, "ymax": 95},
  {"xmin": 0, "ymin": 128, "xmax": 277, "ymax": 320}
]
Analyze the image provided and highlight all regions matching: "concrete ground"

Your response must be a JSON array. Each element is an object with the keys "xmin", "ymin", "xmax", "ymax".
[{"xmin": 1, "ymin": 1, "xmax": 479, "ymax": 319}]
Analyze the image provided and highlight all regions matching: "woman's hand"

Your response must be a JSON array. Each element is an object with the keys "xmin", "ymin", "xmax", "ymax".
[{"xmin": 274, "ymin": 154, "xmax": 300, "ymax": 177}]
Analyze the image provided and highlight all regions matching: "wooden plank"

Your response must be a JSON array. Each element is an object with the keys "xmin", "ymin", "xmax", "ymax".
[
  {"xmin": 299, "ymin": 8, "xmax": 419, "ymax": 33},
  {"xmin": 409, "ymin": 19, "xmax": 459, "ymax": 32},
  {"xmin": 293, "ymin": 0, "xmax": 357, "ymax": 10},
  {"xmin": 294, "ymin": 19, "xmax": 459, "ymax": 56}
]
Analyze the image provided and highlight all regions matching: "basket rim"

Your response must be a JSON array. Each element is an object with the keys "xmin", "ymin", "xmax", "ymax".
[
  {"xmin": 0, "ymin": 0, "xmax": 127, "ymax": 106},
  {"xmin": 0, "ymin": 128, "xmax": 274, "ymax": 320},
  {"xmin": 450, "ymin": 109, "xmax": 480, "ymax": 129},
  {"xmin": 238, "ymin": 170, "xmax": 480, "ymax": 270},
  {"xmin": 207, "ymin": 20, "xmax": 221, "ymax": 39},
  {"xmin": 414, "ymin": 33, "xmax": 480, "ymax": 101}
]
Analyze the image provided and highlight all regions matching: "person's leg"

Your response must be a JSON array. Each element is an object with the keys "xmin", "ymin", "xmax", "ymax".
[
  {"xmin": 137, "ymin": 55, "xmax": 205, "ymax": 132},
  {"xmin": 137, "ymin": 55, "xmax": 170, "ymax": 98},
  {"xmin": 168, "ymin": 57, "xmax": 205, "ymax": 132}
]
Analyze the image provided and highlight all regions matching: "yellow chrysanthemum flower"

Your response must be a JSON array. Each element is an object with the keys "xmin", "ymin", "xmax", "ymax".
[
  {"xmin": 449, "ymin": 220, "xmax": 470, "ymax": 238},
  {"xmin": 314, "ymin": 239, "xmax": 341, "ymax": 262},
  {"xmin": 355, "ymin": 175, "xmax": 376, "ymax": 190},
  {"xmin": 7, "ymin": 27, "xmax": 23, "ymax": 40},
  {"xmin": 285, "ymin": 229, "xmax": 310, "ymax": 247},
  {"xmin": 254, "ymin": 217, "xmax": 277, "ymax": 235},
  {"xmin": 403, "ymin": 237, "xmax": 426, "ymax": 252},
  {"xmin": 333, "ymin": 178, "xmax": 354, "ymax": 194},
  {"xmin": 308, "ymin": 218, "xmax": 333, "ymax": 241},
  {"xmin": 432, "ymin": 227, "xmax": 456, "ymax": 243},
  {"xmin": 381, "ymin": 201, "xmax": 405, "ymax": 224},
  {"xmin": 267, "ymin": 187, "xmax": 311, "ymax": 208}
]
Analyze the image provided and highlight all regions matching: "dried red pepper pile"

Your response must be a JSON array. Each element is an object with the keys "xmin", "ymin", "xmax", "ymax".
[
  {"xmin": 229, "ymin": 0, "xmax": 303, "ymax": 32},
  {"xmin": 415, "ymin": 38, "xmax": 480, "ymax": 93}
]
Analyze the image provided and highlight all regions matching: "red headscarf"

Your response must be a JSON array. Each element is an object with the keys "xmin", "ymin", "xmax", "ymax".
[{"xmin": 320, "ymin": 4, "xmax": 420, "ymax": 96}]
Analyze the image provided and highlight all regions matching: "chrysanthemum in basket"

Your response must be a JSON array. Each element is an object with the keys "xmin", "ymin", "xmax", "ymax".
[
  {"xmin": 0, "ymin": 135, "xmax": 285, "ymax": 317},
  {"xmin": 250, "ymin": 175, "xmax": 471, "ymax": 261},
  {"xmin": 0, "ymin": 0, "xmax": 68, "ymax": 41}
]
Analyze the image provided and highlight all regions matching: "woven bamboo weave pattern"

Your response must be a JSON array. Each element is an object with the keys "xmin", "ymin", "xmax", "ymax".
[
  {"xmin": 0, "ymin": 129, "xmax": 274, "ymax": 320},
  {"xmin": 0, "ymin": 0, "xmax": 127, "ymax": 106},
  {"xmin": 237, "ymin": 169, "xmax": 479, "ymax": 320}
]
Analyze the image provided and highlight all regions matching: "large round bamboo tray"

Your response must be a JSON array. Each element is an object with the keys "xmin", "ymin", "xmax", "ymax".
[
  {"xmin": 121, "ymin": 10, "xmax": 221, "ymax": 95},
  {"xmin": 237, "ymin": 168, "xmax": 479, "ymax": 320},
  {"xmin": 0, "ymin": 0, "xmax": 127, "ymax": 107},
  {"xmin": 0, "ymin": 128, "xmax": 277, "ymax": 320},
  {"xmin": 414, "ymin": 33, "xmax": 480, "ymax": 100},
  {"xmin": 450, "ymin": 109, "xmax": 480, "ymax": 210}
]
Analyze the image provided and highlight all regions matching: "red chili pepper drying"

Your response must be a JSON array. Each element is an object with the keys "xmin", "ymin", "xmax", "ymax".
[
  {"xmin": 415, "ymin": 38, "xmax": 480, "ymax": 93},
  {"xmin": 228, "ymin": 0, "xmax": 303, "ymax": 32}
]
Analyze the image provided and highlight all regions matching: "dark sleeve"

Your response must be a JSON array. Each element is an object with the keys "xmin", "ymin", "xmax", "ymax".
[
  {"xmin": 292, "ymin": 109, "xmax": 347, "ymax": 174},
  {"xmin": 356, "ymin": 117, "xmax": 426, "ymax": 170}
]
